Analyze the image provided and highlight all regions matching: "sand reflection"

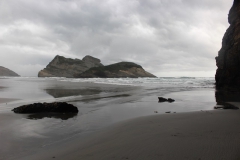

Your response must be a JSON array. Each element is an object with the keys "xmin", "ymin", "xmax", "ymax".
[
  {"xmin": 45, "ymin": 88, "xmax": 102, "ymax": 98},
  {"xmin": 27, "ymin": 113, "xmax": 78, "ymax": 120}
]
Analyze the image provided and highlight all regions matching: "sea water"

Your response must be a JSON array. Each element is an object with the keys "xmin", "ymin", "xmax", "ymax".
[
  {"xmin": 0, "ymin": 77, "xmax": 215, "ymax": 110},
  {"xmin": 0, "ymin": 77, "xmax": 216, "ymax": 159},
  {"xmin": 51, "ymin": 76, "xmax": 214, "ymax": 88}
]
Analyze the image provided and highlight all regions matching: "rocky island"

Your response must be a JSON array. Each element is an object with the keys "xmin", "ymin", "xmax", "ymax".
[
  {"xmin": 74, "ymin": 62, "xmax": 156, "ymax": 78},
  {"xmin": 39, "ymin": 55, "xmax": 156, "ymax": 78},
  {"xmin": 0, "ymin": 66, "xmax": 19, "ymax": 77},
  {"xmin": 38, "ymin": 55, "xmax": 103, "ymax": 78},
  {"xmin": 215, "ymin": 0, "xmax": 240, "ymax": 90}
]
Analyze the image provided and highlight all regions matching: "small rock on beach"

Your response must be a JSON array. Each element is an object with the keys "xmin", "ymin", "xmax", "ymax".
[{"xmin": 158, "ymin": 97, "xmax": 175, "ymax": 103}]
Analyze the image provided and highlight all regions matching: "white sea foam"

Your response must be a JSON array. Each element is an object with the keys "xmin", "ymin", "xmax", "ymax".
[{"xmin": 35, "ymin": 77, "xmax": 215, "ymax": 88}]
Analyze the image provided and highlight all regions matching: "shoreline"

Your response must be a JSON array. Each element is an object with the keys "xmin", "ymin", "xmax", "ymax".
[
  {"xmin": 0, "ymin": 77, "xmax": 224, "ymax": 160},
  {"xmin": 0, "ymin": 98, "xmax": 20, "ymax": 104},
  {"xmin": 18, "ymin": 107, "xmax": 240, "ymax": 160}
]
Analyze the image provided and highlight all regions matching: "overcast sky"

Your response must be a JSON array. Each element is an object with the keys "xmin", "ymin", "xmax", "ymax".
[{"xmin": 0, "ymin": 0, "xmax": 233, "ymax": 77}]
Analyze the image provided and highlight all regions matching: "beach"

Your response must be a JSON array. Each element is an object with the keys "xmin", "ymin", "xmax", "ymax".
[
  {"xmin": 19, "ymin": 109, "xmax": 240, "ymax": 160},
  {"xmin": 1, "ymin": 77, "xmax": 239, "ymax": 160}
]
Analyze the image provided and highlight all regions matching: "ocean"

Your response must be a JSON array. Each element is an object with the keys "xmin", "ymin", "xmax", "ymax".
[
  {"xmin": 45, "ymin": 76, "xmax": 214, "ymax": 87},
  {"xmin": 0, "ymin": 77, "xmax": 216, "ymax": 159}
]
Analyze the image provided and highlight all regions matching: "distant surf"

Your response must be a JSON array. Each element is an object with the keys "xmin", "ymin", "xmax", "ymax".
[{"xmin": 42, "ymin": 77, "xmax": 215, "ymax": 88}]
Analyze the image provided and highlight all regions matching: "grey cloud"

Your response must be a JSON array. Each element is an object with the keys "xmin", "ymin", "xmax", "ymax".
[{"xmin": 0, "ymin": 0, "xmax": 234, "ymax": 76}]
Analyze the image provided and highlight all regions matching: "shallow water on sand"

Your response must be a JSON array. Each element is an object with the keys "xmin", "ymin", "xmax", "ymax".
[{"xmin": 0, "ymin": 77, "xmax": 216, "ymax": 159}]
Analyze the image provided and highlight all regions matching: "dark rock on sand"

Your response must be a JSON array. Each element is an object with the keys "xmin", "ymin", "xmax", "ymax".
[
  {"xmin": 158, "ymin": 97, "xmax": 175, "ymax": 103},
  {"xmin": 167, "ymin": 98, "xmax": 175, "ymax": 103},
  {"xmin": 12, "ymin": 102, "xmax": 78, "ymax": 113},
  {"xmin": 158, "ymin": 97, "xmax": 168, "ymax": 102},
  {"xmin": 223, "ymin": 103, "xmax": 239, "ymax": 109},
  {"xmin": 215, "ymin": 0, "xmax": 240, "ymax": 90},
  {"xmin": 0, "ymin": 66, "xmax": 19, "ymax": 77},
  {"xmin": 215, "ymin": 90, "xmax": 240, "ymax": 105},
  {"xmin": 38, "ymin": 55, "xmax": 103, "ymax": 78},
  {"xmin": 214, "ymin": 103, "xmax": 239, "ymax": 110},
  {"xmin": 75, "ymin": 62, "xmax": 156, "ymax": 78}
]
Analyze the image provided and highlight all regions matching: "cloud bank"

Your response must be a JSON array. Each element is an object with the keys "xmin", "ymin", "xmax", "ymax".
[{"xmin": 0, "ymin": 0, "xmax": 233, "ymax": 77}]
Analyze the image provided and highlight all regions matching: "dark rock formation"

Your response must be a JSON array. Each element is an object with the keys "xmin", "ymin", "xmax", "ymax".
[
  {"xmin": 215, "ymin": 90, "xmax": 240, "ymax": 105},
  {"xmin": 167, "ymin": 98, "xmax": 175, "ymax": 103},
  {"xmin": 215, "ymin": 0, "xmax": 240, "ymax": 90},
  {"xmin": 158, "ymin": 97, "xmax": 175, "ymax": 103},
  {"xmin": 223, "ymin": 103, "xmax": 239, "ymax": 109},
  {"xmin": 74, "ymin": 62, "xmax": 156, "ymax": 78},
  {"xmin": 0, "ymin": 66, "xmax": 19, "ymax": 77},
  {"xmin": 158, "ymin": 97, "xmax": 168, "ymax": 102},
  {"xmin": 38, "ymin": 55, "xmax": 103, "ymax": 78},
  {"xmin": 12, "ymin": 102, "xmax": 78, "ymax": 113},
  {"xmin": 214, "ymin": 103, "xmax": 239, "ymax": 110}
]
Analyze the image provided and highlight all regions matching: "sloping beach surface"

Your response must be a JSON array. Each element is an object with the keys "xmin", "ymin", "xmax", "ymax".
[
  {"xmin": 20, "ymin": 109, "xmax": 240, "ymax": 160},
  {"xmin": 1, "ymin": 77, "xmax": 236, "ymax": 160}
]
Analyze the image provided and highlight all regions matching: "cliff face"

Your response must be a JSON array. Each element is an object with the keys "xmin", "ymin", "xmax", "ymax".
[
  {"xmin": 74, "ymin": 62, "xmax": 156, "ymax": 78},
  {"xmin": 38, "ymin": 55, "xmax": 103, "ymax": 78},
  {"xmin": 215, "ymin": 0, "xmax": 240, "ymax": 90},
  {"xmin": 0, "ymin": 66, "xmax": 19, "ymax": 77}
]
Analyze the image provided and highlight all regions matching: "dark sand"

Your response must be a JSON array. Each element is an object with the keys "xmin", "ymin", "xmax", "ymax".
[{"xmin": 19, "ymin": 105, "xmax": 240, "ymax": 160}]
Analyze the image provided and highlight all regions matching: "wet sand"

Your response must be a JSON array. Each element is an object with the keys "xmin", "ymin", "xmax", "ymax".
[
  {"xmin": 1, "ymin": 77, "xmax": 236, "ymax": 160},
  {"xmin": 0, "ymin": 98, "xmax": 19, "ymax": 104},
  {"xmin": 19, "ymin": 107, "xmax": 240, "ymax": 160}
]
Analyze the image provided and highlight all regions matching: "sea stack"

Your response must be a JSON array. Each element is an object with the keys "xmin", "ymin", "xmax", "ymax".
[
  {"xmin": 38, "ymin": 55, "xmax": 103, "ymax": 78},
  {"xmin": 39, "ymin": 55, "xmax": 156, "ymax": 78},
  {"xmin": 215, "ymin": 0, "xmax": 240, "ymax": 90},
  {"xmin": 74, "ymin": 62, "xmax": 156, "ymax": 78},
  {"xmin": 0, "ymin": 66, "xmax": 20, "ymax": 77}
]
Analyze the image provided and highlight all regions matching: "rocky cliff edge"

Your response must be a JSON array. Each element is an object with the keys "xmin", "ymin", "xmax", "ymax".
[
  {"xmin": 215, "ymin": 0, "xmax": 240, "ymax": 90},
  {"xmin": 74, "ymin": 62, "xmax": 156, "ymax": 78},
  {"xmin": 38, "ymin": 55, "xmax": 103, "ymax": 78}
]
